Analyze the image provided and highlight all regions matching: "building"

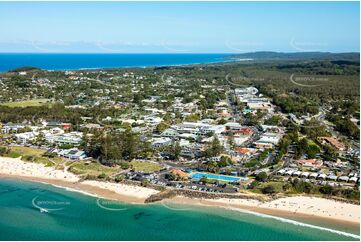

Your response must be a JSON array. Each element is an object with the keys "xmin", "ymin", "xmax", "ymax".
[
  {"xmin": 46, "ymin": 132, "xmax": 83, "ymax": 146},
  {"xmin": 151, "ymin": 137, "xmax": 172, "ymax": 148},
  {"xmin": 1, "ymin": 123, "xmax": 25, "ymax": 133},
  {"xmin": 15, "ymin": 132, "xmax": 37, "ymax": 144},
  {"xmin": 296, "ymin": 159, "xmax": 323, "ymax": 167},
  {"xmin": 254, "ymin": 133, "xmax": 282, "ymax": 149},
  {"xmin": 52, "ymin": 148, "xmax": 87, "ymax": 160},
  {"xmin": 237, "ymin": 127, "xmax": 253, "ymax": 136},
  {"xmin": 318, "ymin": 137, "xmax": 346, "ymax": 151}
]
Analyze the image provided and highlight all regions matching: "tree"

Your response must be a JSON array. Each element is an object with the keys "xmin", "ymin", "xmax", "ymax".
[
  {"xmin": 203, "ymin": 135, "xmax": 223, "ymax": 158},
  {"xmin": 115, "ymin": 175, "xmax": 124, "ymax": 183},
  {"xmin": 262, "ymin": 185, "xmax": 276, "ymax": 194},
  {"xmin": 218, "ymin": 118, "xmax": 227, "ymax": 125},
  {"xmin": 218, "ymin": 156, "xmax": 232, "ymax": 167},
  {"xmin": 319, "ymin": 185, "xmax": 333, "ymax": 195},
  {"xmin": 155, "ymin": 121, "xmax": 169, "ymax": 134},
  {"xmin": 173, "ymin": 141, "xmax": 181, "ymax": 160},
  {"xmin": 97, "ymin": 173, "xmax": 107, "ymax": 179},
  {"xmin": 141, "ymin": 179, "xmax": 149, "ymax": 187},
  {"xmin": 199, "ymin": 177, "xmax": 208, "ymax": 184},
  {"xmin": 227, "ymin": 131, "xmax": 235, "ymax": 150},
  {"xmin": 206, "ymin": 160, "xmax": 219, "ymax": 173},
  {"xmin": 255, "ymin": 172, "xmax": 268, "ymax": 182},
  {"xmin": 296, "ymin": 138, "xmax": 308, "ymax": 158}
]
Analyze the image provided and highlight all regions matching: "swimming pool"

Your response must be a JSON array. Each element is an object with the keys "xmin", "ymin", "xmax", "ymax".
[{"xmin": 190, "ymin": 172, "xmax": 241, "ymax": 182}]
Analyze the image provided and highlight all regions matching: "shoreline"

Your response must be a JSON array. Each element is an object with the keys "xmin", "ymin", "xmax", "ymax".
[
  {"xmin": 0, "ymin": 53, "xmax": 239, "ymax": 73},
  {"xmin": 165, "ymin": 196, "xmax": 360, "ymax": 230},
  {"xmin": 0, "ymin": 156, "xmax": 359, "ymax": 229}
]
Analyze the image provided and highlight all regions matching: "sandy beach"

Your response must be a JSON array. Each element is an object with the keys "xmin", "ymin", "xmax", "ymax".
[
  {"xmin": 168, "ymin": 196, "xmax": 360, "ymax": 227},
  {"xmin": 0, "ymin": 156, "xmax": 359, "ymax": 226},
  {"xmin": 0, "ymin": 156, "xmax": 157, "ymax": 203}
]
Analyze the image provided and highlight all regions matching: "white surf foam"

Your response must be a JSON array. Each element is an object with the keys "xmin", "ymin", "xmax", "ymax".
[{"xmin": 227, "ymin": 207, "xmax": 360, "ymax": 239}]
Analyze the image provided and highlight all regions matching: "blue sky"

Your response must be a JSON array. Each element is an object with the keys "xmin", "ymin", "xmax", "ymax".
[{"xmin": 0, "ymin": 1, "xmax": 359, "ymax": 53}]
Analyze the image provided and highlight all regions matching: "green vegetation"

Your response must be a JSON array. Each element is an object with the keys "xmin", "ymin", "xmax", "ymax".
[
  {"xmin": 1, "ymin": 146, "xmax": 45, "ymax": 158},
  {"xmin": 0, "ymin": 98, "xmax": 50, "ymax": 108},
  {"xmin": 130, "ymin": 160, "xmax": 162, "ymax": 172},
  {"xmin": 69, "ymin": 161, "xmax": 118, "ymax": 177},
  {"xmin": 250, "ymin": 178, "xmax": 360, "ymax": 201}
]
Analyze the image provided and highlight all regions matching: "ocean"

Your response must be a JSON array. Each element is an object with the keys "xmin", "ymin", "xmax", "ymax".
[
  {"xmin": 0, "ymin": 53, "xmax": 231, "ymax": 72},
  {"xmin": 0, "ymin": 178, "xmax": 359, "ymax": 241}
]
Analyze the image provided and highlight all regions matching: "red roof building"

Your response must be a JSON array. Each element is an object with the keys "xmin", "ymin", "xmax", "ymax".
[
  {"xmin": 296, "ymin": 159, "xmax": 323, "ymax": 167},
  {"xmin": 236, "ymin": 128, "xmax": 253, "ymax": 136}
]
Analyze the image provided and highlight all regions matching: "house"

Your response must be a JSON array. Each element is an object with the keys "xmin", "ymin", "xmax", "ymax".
[
  {"xmin": 224, "ymin": 122, "xmax": 242, "ymax": 130},
  {"xmin": 46, "ymin": 132, "xmax": 83, "ymax": 146},
  {"xmin": 170, "ymin": 169, "xmax": 189, "ymax": 180},
  {"xmin": 161, "ymin": 128, "xmax": 179, "ymax": 138},
  {"xmin": 318, "ymin": 137, "xmax": 346, "ymax": 151},
  {"xmin": 285, "ymin": 170, "xmax": 295, "ymax": 176},
  {"xmin": 254, "ymin": 133, "xmax": 282, "ymax": 149},
  {"xmin": 1, "ymin": 123, "xmax": 25, "ymax": 133},
  {"xmin": 53, "ymin": 148, "xmax": 87, "ymax": 160},
  {"xmin": 349, "ymin": 177, "xmax": 359, "ymax": 183},
  {"xmin": 144, "ymin": 116, "xmax": 163, "ymax": 126},
  {"xmin": 300, "ymin": 172, "xmax": 310, "ymax": 178},
  {"xmin": 237, "ymin": 127, "xmax": 253, "ymax": 136},
  {"xmin": 237, "ymin": 148, "xmax": 252, "ymax": 155},
  {"xmin": 15, "ymin": 132, "xmax": 37, "ymax": 144},
  {"xmin": 296, "ymin": 159, "xmax": 323, "ymax": 167},
  {"xmin": 277, "ymin": 169, "xmax": 286, "ymax": 175},
  {"xmin": 292, "ymin": 171, "xmax": 302, "ymax": 177},
  {"xmin": 309, "ymin": 173, "xmax": 319, "ymax": 179},
  {"xmin": 327, "ymin": 175, "xmax": 338, "ymax": 181},
  {"xmin": 317, "ymin": 174, "xmax": 327, "ymax": 180},
  {"xmin": 247, "ymin": 100, "xmax": 272, "ymax": 110},
  {"xmin": 81, "ymin": 123, "xmax": 102, "ymax": 129},
  {"xmin": 151, "ymin": 137, "xmax": 172, "ymax": 148},
  {"xmin": 338, "ymin": 176, "xmax": 349, "ymax": 182}
]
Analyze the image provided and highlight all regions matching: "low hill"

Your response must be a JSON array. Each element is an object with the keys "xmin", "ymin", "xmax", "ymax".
[{"xmin": 228, "ymin": 51, "xmax": 360, "ymax": 62}]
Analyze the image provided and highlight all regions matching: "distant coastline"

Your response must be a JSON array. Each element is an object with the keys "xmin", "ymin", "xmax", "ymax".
[{"xmin": 0, "ymin": 53, "xmax": 239, "ymax": 72}]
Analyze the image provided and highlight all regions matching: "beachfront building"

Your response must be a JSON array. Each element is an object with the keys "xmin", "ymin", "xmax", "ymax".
[
  {"xmin": 50, "ymin": 148, "xmax": 87, "ymax": 160},
  {"xmin": 45, "ymin": 132, "xmax": 83, "ymax": 146},
  {"xmin": 1, "ymin": 123, "xmax": 25, "ymax": 133},
  {"xmin": 15, "ymin": 132, "xmax": 37, "ymax": 144}
]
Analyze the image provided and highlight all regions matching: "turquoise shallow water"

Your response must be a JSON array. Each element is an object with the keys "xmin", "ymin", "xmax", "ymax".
[{"xmin": 0, "ymin": 178, "xmax": 359, "ymax": 241}]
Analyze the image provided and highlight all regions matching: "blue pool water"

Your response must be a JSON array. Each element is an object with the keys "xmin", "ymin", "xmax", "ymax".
[{"xmin": 191, "ymin": 172, "xmax": 241, "ymax": 182}]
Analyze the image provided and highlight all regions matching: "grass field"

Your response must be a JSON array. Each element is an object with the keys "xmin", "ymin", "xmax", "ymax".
[
  {"xmin": 130, "ymin": 160, "xmax": 162, "ymax": 172},
  {"xmin": 252, "ymin": 181, "xmax": 284, "ymax": 194},
  {"xmin": 69, "ymin": 161, "xmax": 119, "ymax": 177},
  {"xmin": 0, "ymin": 146, "xmax": 67, "ymax": 167},
  {"xmin": 0, "ymin": 98, "xmax": 51, "ymax": 107},
  {"xmin": 2, "ymin": 146, "xmax": 45, "ymax": 158}
]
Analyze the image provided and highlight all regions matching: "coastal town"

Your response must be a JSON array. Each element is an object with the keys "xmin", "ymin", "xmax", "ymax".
[
  {"xmin": 0, "ymin": 62, "xmax": 359, "ymax": 204},
  {"xmin": 0, "ymin": 0, "xmax": 360, "ymax": 240}
]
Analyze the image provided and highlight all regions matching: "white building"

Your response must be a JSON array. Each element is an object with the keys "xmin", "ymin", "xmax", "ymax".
[{"xmin": 15, "ymin": 132, "xmax": 37, "ymax": 144}]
